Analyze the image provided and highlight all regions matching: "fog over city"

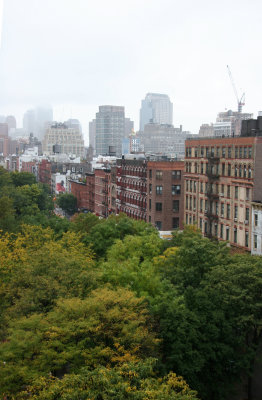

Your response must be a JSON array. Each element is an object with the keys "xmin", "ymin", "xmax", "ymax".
[{"xmin": 0, "ymin": 0, "xmax": 261, "ymax": 142}]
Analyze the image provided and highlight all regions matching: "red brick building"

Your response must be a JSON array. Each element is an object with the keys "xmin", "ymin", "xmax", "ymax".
[
  {"xmin": 94, "ymin": 169, "xmax": 111, "ymax": 217},
  {"xmin": 116, "ymin": 158, "xmax": 147, "ymax": 221},
  {"xmin": 147, "ymin": 161, "xmax": 184, "ymax": 231},
  {"xmin": 38, "ymin": 159, "xmax": 52, "ymax": 185},
  {"xmin": 184, "ymin": 133, "xmax": 262, "ymax": 250}
]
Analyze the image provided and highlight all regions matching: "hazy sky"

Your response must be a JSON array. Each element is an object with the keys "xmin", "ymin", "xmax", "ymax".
[{"xmin": 0, "ymin": 0, "xmax": 261, "ymax": 143}]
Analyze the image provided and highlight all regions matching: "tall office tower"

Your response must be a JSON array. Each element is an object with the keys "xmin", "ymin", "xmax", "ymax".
[
  {"xmin": 139, "ymin": 93, "xmax": 173, "ymax": 131},
  {"xmin": 124, "ymin": 118, "xmax": 134, "ymax": 137},
  {"xmin": 89, "ymin": 119, "xmax": 96, "ymax": 151},
  {"xmin": 42, "ymin": 122, "xmax": 84, "ymax": 158},
  {"xmin": 5, "ymin": 116, "xmax": 16, "ymax": 131},
  {"xmin": 23, "ymin": 106, "xmax": 53, "ymax": 139},
  {"xmin": 65, "ymin": 119, "xmax": 82, "ymax": 133},
  {"xmin": 94, "ymin": 106, "xmax": 132, "ymax": 157}
]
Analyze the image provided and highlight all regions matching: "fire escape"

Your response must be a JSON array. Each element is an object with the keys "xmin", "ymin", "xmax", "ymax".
[{"xmin": 206, "ymin": 153, "xmax": 220, "ymax": 238}]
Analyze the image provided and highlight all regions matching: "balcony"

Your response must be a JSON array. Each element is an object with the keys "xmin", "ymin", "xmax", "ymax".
[
  {"xmin": 206, "ymin": 170, "xmax": 219, "ymax": 180},
  {"xmin": 206, "ymin": 212, "xmax": 219, "ymax": 220},
  {"xmin": 206, "ymin": 191, "xmax": 219, "ymax": 199}
]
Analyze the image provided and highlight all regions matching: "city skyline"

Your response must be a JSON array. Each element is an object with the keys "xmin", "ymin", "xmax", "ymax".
[{"xmin": 0, "ymin": 0, "xmax": 261, "ymax": 141}]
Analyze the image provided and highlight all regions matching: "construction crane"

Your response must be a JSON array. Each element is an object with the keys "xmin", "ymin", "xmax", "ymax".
[{"xmin": 227, "ymin": 65, "xmax": 245, "ymax": 113}]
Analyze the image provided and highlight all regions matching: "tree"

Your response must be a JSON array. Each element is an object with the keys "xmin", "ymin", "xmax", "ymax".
[
  {"xmin": 18, "ymin": 361, "xmax": 198, "ymax": 400},
  {"xmin": 153, "ymin": 228, "xmax": 262, "ymax": 400},
  {"xmin": 57, "ymin": 193, "xmax": 77, "ymax": 215},
  {"xmin": 10, "ymin": 171, "xmax": 36, "ymax": 187},
  {"xmin": 0, "ymin": 288, "xmax": 159, "ymax": 397}
]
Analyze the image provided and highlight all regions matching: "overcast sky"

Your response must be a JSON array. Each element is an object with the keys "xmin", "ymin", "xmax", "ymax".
[{"xmin": 0, "ymin": 0, "xmax": 261, "ymax": 143}]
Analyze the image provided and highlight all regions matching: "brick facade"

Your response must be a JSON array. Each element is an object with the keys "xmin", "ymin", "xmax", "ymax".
[
  {"xmin": 147, "ymin": 161, "xmax": 184, "ymax": 231},
  {"xmin": 184, "ymin": 136, "xmax": 262, "ymax": 250}
]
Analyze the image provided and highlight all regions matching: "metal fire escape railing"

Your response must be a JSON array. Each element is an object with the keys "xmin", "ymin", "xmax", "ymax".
[{"xmin": 206, "ymin": 155, "xmax": 220, "ymax": 238}]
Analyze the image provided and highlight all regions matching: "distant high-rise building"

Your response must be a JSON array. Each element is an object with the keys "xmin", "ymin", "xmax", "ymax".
[
  {"xmin": 139, "ymin": 93, "xmax": 173, "ymax": 131},
  {"xmin": 23, "ymin": 106, "xmax": 53, "ymax": 139},
  {"xmin": 42, "ymin": 122, "xmax": 84, "ymax": 158},
  {"xmin": 141, "ymin": 123, "xmax": 188, "ymax": 158},
  {"xmin": 89, "ymin": 119, "xmax": 96, "ymax": 150},
  {"xmin": 93, "ymin": 106, "xmax": 133, "ymax": 157},
  {"xmin": 5, "ymin": 116, "xmax": 16, "ymax": 131}
]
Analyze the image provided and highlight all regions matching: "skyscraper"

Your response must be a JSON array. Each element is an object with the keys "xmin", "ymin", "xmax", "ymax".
[
  {"xmin": 139, "ymin": 93, "xmax": 173, "ymax": 131},
  {"xmin": 23, "ymin": 106, "xmax": 53, "ymax": 140},
  {"xmin": 93, "ymin": 106, "xmax": 133, "ymax": 157}
]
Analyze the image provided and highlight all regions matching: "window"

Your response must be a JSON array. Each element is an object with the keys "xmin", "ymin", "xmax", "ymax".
[
  {"xmin": 248, "ymin": 147, "xmax": 252, "ymax": 158},
  {"xmin": 243, "ymin": 165, "xmax": 247, "ymax": 178},
  {"xmin": 186, "ymin": 180, "xmax": 189, "ymax": 191},
  {"xmin": 245, "ymin": 231, "xmax": 249, "ymax": 248},
  {"xmin": 155, "ymin": 221, "xmax": 162, "ymax": 230},
  {"xmin": 173, "ymin": 200, "xmax": 179, "ymax": 212},
  {"xmin": 149, "ymin": 169, "xmax": 152, "ymax": 179},
  {"xmin": 222, "ymin": 163, "xmax": 225, "ymax": 175},
  {"xmin": 235, "ymin": 147, "xmax": 238, "ymax": 158},
  {"xmin": 221, "ymin": 203, "xmax": 224, "ymax": 217},
  {"xmin": 227, "ymin": 185, "xmax": 230, "ymax": 198},
  {"xmin": 226, "ymin": 227, "xmax": 230, "ymax": 241},
  {"xmin": 186, "ymin": 195, "xmax": 188, "ymax": 210},
  {"xmin": 204, "ymin": 221, "xmax": 208, "ymax": 234},
  {"xmin": 234, "ymin": 206, "xmax": 238, "ymax": 219},
  {"xmin": 194, "ymin": 181, "xmax": 197, "ymax": 193},
  {"xmin": 156, "ymin": 202, "xmax": 162, "ymax": 212},
  {"xmin": 149, "ymin": 199, "xmax": 151, "ymax": 210},
  {"xmin": 215, "ymin": 202, "xmax": 218, "ymax": 215},
  {"xmin": 254, "ymin": 234, "xmax": 258, "ymax": 249},
  {"xmin": 220, "ymin": 224, "xmax": 224, "ymax": 239},
  {"xmin": 193, "ymin": 197, "xmax": 196, "ymax": 209},
  {"xmin": 244, "ymin": 147, "xmax": 247, "ymax": 158},
  {"xmin": 246, "ymin": 188, "xmax": 250, "ymax": 200},
  {"xmin": 172, "ymin": 217, "xmax": 179, "ymax": 229},
  {"xmin": 234, "ymin": 229, "xmax": 237, "ymax": 244},
  {"xmin": 239, "ymin": 165, "xmax": 242, "ymax": 177},
  {"xmin": 222, "ymin": 147, "xmax": 226, "ymax": 157},
  {"xmin": 200, "ymin": 182, "xmax": 203, "ymax": 193},
  {"xmin": 228, "ymin": 164, "xmax": 231, "ymax": 176},
  {"xmin": 227, "ymin": 204, "xmax": 230, "ymax": 219},
  {"xmin": 149, "ymin": 184, "xmax": 152, "ymax": 194},
  {"xmin": 200, "ymin": 199, "xmax": 203, "ymax": 212},
  {"xmin": 239, "ymin": 147, "xmax": 242, "ymax": 158},
  {"xmin": 248, "ymin": 166, "xmax": 252, "ymax": 179},
  {"xmin": 221, "ymin": 184, "xmax": 224, "ymax": 195},
  {"xmin": 200, "ymin": 218, "xmax": 203, "ymax": 230},
  {"xmin": 235, "ymin": 165, "xmax": 238, "ymax": 177},
  {"xmin": 172, "ymin": 185, "xmax": 181, "ymax": 195},
  {"xmin": 201, "ymin": 147, "xmax": 204, "ymax": 157},
  {"xmin": 156, "ymin": 185, "xmax": 163, "ymax": 195},
  {"xmin": 190, "ymin": 180, "xmax": 192, "ymax": 192},
  {"xmin": 172, "ymin": 170, "xmax": 181, "ymax": 179},
  {"xmin": 201, "ymin": 163, "xmax": 204, "ymax": 174},
  {"xmin": 245, "ymin": 208, "xmax": 250, "ymax": 222},
  {"xmin": 255, "ymin": 214, "xmax": 258, "ymax": 226},
  {"xmin": 235, "ymin": 186, "xmax": 238, "ymax": 199},
  {"xmin": 228, "ymin": 147, "xmax": 232, "ymax": 158},
  {"xmin": 214, "ymin": 224, "xmax": 218, "ymax": 237},
  {"xmin": 186, "ymin": 214, "xmax": 188, "ymax": 224},
  {"xmin": 156, "ymin": 170, "xmax": 162, "ymax": 180}
]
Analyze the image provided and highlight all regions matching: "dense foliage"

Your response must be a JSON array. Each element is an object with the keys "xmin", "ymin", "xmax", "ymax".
[{"xmin": 0, "ymin": 169, "xmax": 262, "ymax": 400}]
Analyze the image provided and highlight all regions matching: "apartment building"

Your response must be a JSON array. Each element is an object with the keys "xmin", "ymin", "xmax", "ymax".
[
  {"xmin": 184, "ymin": 131, "xmax": 262, "ymax": 250},
  {"xmin": 147, "ymin": 161, "xmax": 184, "ymax": 231},
  {"xmin": 116, "ymin": 157, "xmax": 147, "ymax": 221}
]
